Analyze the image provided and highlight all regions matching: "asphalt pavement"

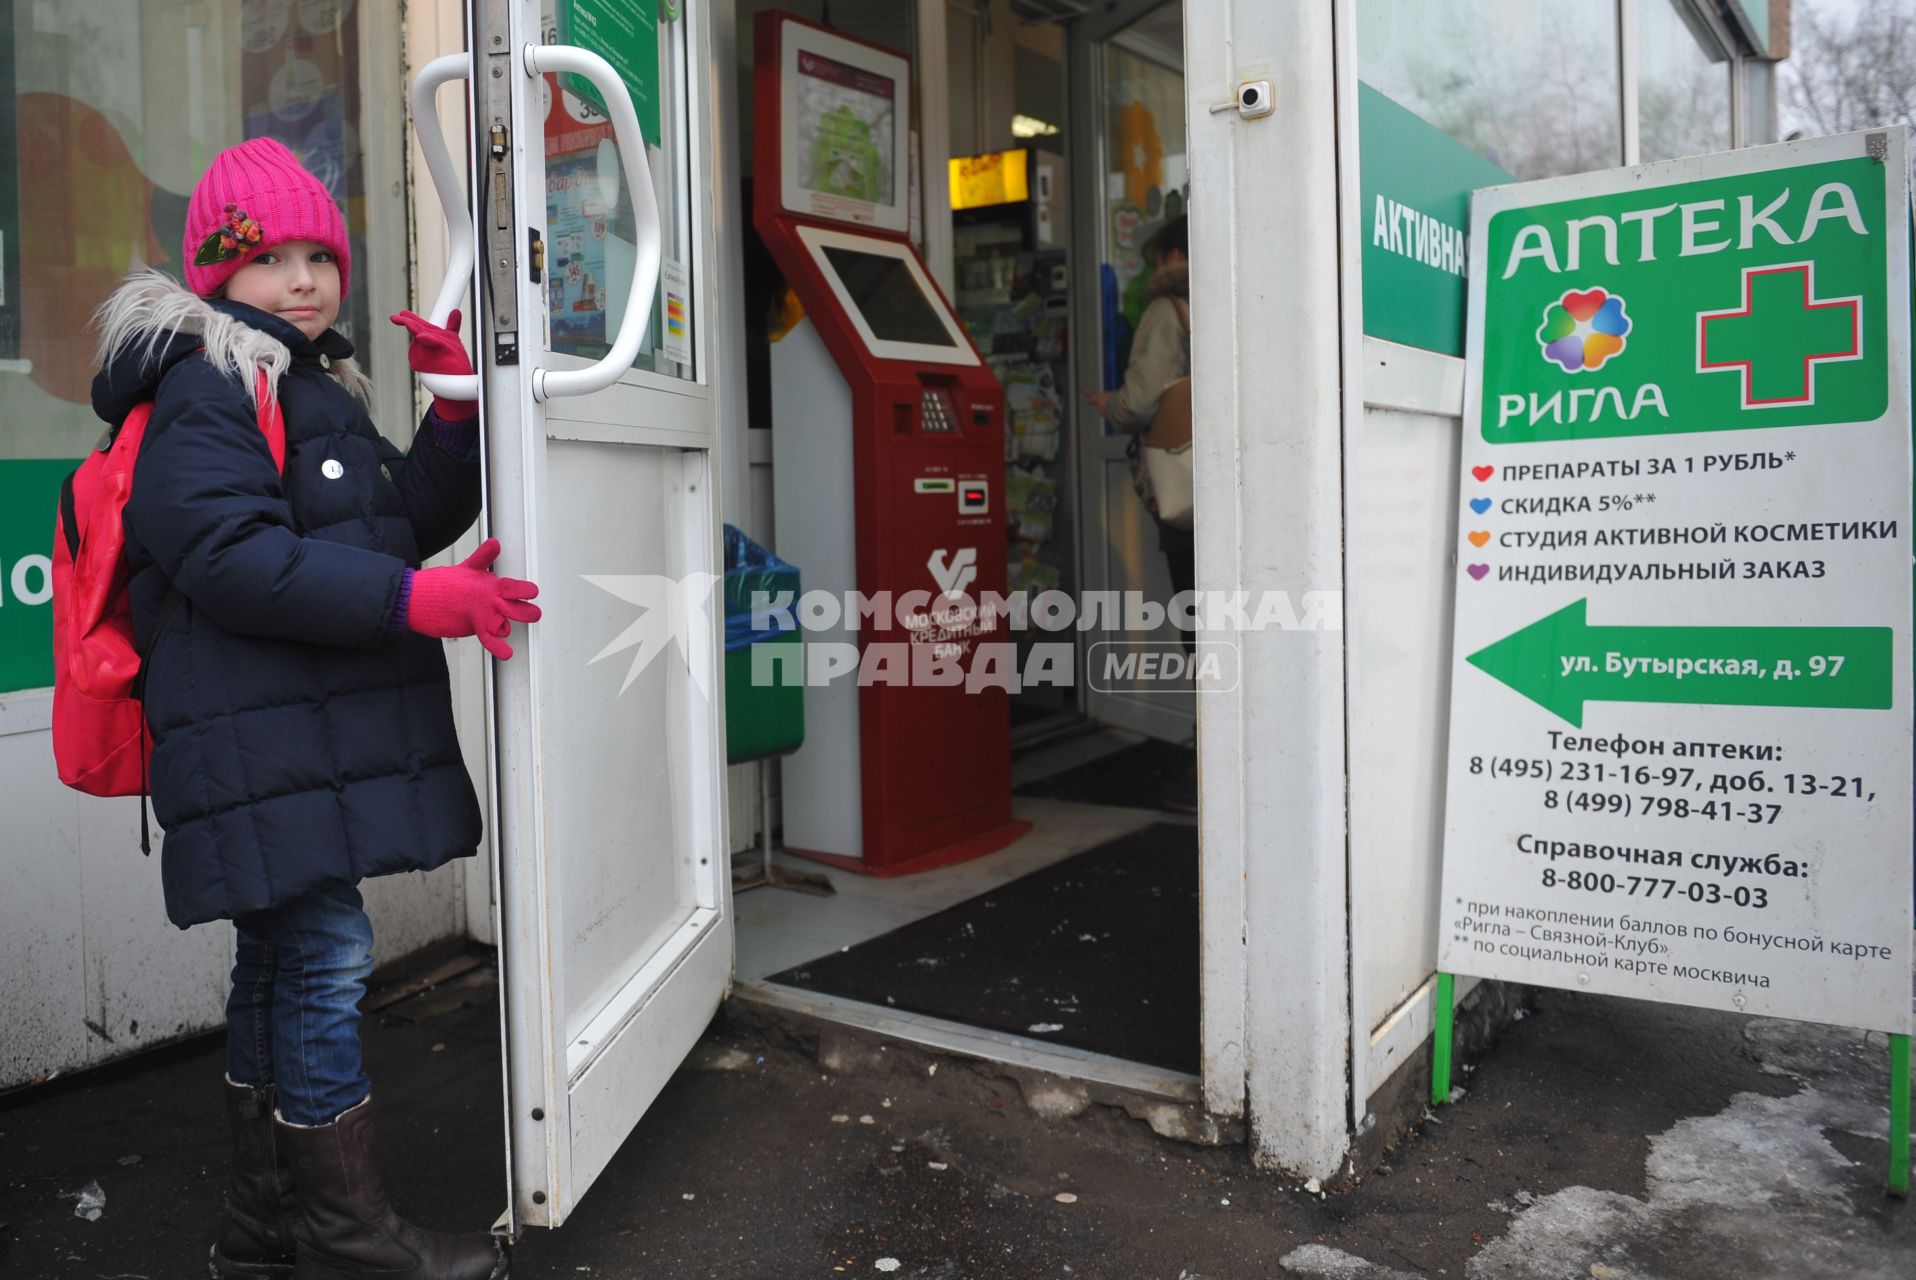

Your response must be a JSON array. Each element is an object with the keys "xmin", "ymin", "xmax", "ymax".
[{"xmin": 2, "ymin": 959, "xmax": 1910, "ymax": 1279}]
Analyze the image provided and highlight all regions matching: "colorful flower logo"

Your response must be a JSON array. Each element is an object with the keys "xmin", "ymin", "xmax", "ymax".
[{"xmin": 1536, "ymin": 287, "xmax": 1631, "ymax": 373}]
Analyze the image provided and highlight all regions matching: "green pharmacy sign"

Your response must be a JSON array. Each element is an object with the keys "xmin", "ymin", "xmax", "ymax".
[
  {"xmin": 1479, "ymin": 158, "xmax": 1889, "ymax": 444},
  {"xmin": 1441, "ymin": 129, "xmax": 1915, "ymax": 1048}
]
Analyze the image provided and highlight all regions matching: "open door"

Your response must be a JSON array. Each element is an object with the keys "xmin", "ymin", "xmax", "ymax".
[
  {"xmin": 1069, "ymin": 0, "xmax": 1193, "ymax": 744},
  {"xmin": 413, "ymin": 0, "xmax": 729, "ymax": 1230}
]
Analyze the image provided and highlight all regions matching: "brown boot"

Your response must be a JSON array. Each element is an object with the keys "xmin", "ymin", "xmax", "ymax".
[
  {"xmin": 210, "ymin": 1078, "xmax": 298, "ymax": 1279},
  {"xmin": 275, "ymin": 1094, "xmax": 506, "ymax": 1280}
]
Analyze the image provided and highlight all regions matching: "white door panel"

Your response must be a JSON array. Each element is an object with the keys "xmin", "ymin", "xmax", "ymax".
[{"xmin": 415, "ymin": 0, "xmax": 730, "ymax": 1230}]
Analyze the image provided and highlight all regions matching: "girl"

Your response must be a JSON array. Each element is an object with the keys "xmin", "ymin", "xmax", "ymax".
[{"xmin": 93, "ymin": 137, "xmax": 533, "ymax": 1280}]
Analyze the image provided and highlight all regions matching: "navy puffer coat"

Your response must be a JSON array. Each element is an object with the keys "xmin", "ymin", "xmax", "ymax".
[{"xmin": 95, "ymin": 272, "xmax": 484, "ymax": 928}]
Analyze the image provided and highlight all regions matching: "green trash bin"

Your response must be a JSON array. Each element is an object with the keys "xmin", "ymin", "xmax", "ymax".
[{"xmin": 723, "ymin": 525, "xmax": 804, "ymax": 765}]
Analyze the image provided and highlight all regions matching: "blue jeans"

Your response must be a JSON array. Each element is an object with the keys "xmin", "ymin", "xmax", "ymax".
[{"xmin": 225, "ymin": 883, "xmax": 376, "ymax": 1126}]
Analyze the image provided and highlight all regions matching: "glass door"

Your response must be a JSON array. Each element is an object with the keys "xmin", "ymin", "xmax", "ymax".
[
  {"xmin": 1070, "ymin": 0, "xmax": 1193, "ymax": 743},
  {"xmin": 416, "ymin": 0, "xmax": 730, "ymax": 1229}
]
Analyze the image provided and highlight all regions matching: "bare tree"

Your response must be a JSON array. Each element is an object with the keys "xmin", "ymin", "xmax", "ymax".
[{"xmin": 1780, "ymin": 1, "xmax": 1916, "ymax": 139}]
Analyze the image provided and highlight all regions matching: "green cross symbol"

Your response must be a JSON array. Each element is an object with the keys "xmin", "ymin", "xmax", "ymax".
[{"xmin": 1697, "ymin": 263, "xmax": 1862, "ymax": 408}]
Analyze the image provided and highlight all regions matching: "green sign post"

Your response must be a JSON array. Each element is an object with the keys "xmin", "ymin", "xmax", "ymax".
[
  {"xmin": 0, "ymin": 459, "xmax": 73, "ymax": 694},
  {"xmin": 1436, "ymin": 130, "xmax": 1913, "ymax": 1195}
]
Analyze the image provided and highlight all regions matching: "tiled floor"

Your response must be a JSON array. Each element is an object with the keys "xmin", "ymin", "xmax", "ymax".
[{"xmin": 732, "ymin": 793, "xmax": 1180, "ymax": 984}]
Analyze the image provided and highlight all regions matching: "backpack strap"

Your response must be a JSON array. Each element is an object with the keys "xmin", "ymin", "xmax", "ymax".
[
  {"xmin": 253, "ymin": 368, "xmax": 286, "ymax": 473},
  {"xmin": 131, "ymin": 589, "xmax": 186, "ymax": 699},
  {"xmin": 58, "ymin": 470, "xmax": 80, "ymax": 560},
  {"xmin": 1169, "ymin": 295, "xmax": 1190, "ymax": 334}
]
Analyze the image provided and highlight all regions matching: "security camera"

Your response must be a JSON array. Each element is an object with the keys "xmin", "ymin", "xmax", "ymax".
[{"xmin": 1237, "ymin": 80, "xmax": 1274, "ymax": 120}]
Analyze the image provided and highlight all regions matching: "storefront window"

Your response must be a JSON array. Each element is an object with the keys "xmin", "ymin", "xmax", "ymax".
[
  {"xmin": 0, "ymin": 0, "xmax": 410, "ymax": 695},
  {"xmin": 541, "ymin": 0, "xmax": 699, "ymax": 379},
  {"xmin": 1360, "ymin": 0, "xmax": 1623, "ymax": 180},
  {"xmin": 1638, "ymin": 0, "xmax": 1733, "ymax": 162}
]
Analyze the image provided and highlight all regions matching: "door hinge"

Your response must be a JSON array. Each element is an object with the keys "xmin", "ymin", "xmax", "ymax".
[{"xmin": 528, "ymin": 228, "xmax": 545, "ymax": 284}]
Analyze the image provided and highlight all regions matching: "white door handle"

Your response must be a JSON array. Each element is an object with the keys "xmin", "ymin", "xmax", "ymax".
[
  {"xmin": 524, "ymin": 44, "xmax": 664, "ymax": 402},
  {"xmin": 408, "ymin": 52, "xmax": 481, "ymax": 402}
]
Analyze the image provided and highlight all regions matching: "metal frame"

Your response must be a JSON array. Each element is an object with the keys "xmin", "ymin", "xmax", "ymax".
[
  {"xmin": 1619, "ymin": 0, "xmax": 1642, "ymax": 165},
  {"xmin": 1619, "ymin": 0, "xmax": 1751, "ymax": 165},
  {"xmin": 915, "ymin": 0, "xmax": 957, "ymax": 292},
  {"xmin": 1332, "ymin": 0, "xmax": 1370, "ymax": 1140}
]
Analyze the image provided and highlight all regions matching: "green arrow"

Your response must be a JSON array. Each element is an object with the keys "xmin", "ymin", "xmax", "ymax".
[{"xmin": 1466, "ymin": 599, "xmax": 1894, "ymax": 727}]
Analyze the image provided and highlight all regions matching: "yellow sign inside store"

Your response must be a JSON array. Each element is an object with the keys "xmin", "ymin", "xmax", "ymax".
[{"xmin": 949, "ymin": 149, "xmax": 1029, "ymax": 210}]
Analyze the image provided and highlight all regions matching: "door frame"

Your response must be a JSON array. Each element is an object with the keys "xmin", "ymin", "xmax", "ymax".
[{"xmin": 1181, "ymin": 0, "xmax": 1355, "ymax": 1178}]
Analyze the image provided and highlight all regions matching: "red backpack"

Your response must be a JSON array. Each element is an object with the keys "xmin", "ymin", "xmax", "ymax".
[{"xmin": 52, "ymin": 370, "xmax": 283, "ymax": 820}]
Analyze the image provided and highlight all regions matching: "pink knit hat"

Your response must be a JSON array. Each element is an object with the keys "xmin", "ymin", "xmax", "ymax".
[{"xmin": 183, "ymin": 137, "xmax": 350, "ymax": 298}]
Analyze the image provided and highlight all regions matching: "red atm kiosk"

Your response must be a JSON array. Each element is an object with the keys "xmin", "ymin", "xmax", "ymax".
[{"xmin": 754, "ymin": 10, "xmax": 1027, "ymax": 875}]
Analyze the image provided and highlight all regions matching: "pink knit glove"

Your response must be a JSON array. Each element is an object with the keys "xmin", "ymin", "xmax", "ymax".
[
  {"xmin": 390, "ymin": 309, "xmax": 477, "ymax": 421},
  {"xmin": 405, "ymin": 539, "xmax": 541, "ymax": 660}
]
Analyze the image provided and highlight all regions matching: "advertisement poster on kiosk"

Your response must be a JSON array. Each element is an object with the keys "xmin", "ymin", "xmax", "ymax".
[{"xmin": 792, "ymin": 48, "xmax": 895, "ymax": 219}]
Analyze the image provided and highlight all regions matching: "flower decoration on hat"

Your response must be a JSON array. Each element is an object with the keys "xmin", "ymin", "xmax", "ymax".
[{"xmin": 194, "ymin": 202, "xmax": 265, "ymax": 267}]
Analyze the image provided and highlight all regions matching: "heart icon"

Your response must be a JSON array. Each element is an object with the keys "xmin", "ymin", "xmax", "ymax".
[
  {"xmin": 1561, "ymin": 287, "xmax": 1607, "ymax": 316},
  {"xmin": 1466, "ymin": 563, "xmax": 1489, "ymax": 581},
  {"xmin": 1467, "ymin": 531, "xmax": 1490, "ymax": 548},
  {"xmin": 1469, "ymin": 498, "xmax": 1492, "ymax": 514},
  {"xmin": 1471, "ymin": 465, "xmax": 1494, "ymax": 482}
]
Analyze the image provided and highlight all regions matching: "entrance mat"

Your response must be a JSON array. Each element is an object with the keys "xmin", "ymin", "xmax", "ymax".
[
  {"xmin": 1014, "ymin": 737, "xmax": 1194, "ymax": 810},
  {"xmin": 767, "ymin": 824, "xmax": 1198, "ymax": 1072}
]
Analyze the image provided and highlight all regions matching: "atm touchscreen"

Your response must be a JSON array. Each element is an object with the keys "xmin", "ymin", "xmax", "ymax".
[{"xmin": 819, "ymin": 246, "xmax": 956, "ymax": 348}]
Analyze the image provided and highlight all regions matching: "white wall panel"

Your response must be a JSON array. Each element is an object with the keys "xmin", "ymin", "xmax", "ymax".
[
  {"xmin": 0, "ymin": 730, "xmax": 89, "ymax": 1084},
  {"xmin": 4, "ymin": 717, "xmax": 468, "ymax": 1089},
  {"xmin": 1349, "ymin": 406, "xmax": 1460, "ymax": 1032}
]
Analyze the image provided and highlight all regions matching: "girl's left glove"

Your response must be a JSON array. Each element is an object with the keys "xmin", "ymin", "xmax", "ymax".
[
  {"xmin": 403, "ymin": 538, "xmax": 541, "ymax": 661},
  {"xmin": 390, "ymin": 308, "xmax": 477, "ymax": 421}
]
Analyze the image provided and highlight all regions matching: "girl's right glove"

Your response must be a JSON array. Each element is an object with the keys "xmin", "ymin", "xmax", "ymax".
[
  {"xmin": 390, "ymin": 308, "xmax": 478, "ymax": 422},
  {"xmin": 404, "ymin": 538, "xmax": 542, "ymax": 660}
]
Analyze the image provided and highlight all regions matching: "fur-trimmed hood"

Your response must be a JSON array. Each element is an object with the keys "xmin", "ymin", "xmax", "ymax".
[{"xmin": 90, "ymin": 268, "xmax": 370, "ymax": 429}]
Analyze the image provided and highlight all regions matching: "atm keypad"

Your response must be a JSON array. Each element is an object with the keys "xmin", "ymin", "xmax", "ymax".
[{"xmin": 921, "ymin": 389, "xmax": 958, "ymax": 433}]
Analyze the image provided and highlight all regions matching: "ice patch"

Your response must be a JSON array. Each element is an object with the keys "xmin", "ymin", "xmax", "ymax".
[
  {"xmin": 1280, "ymin": 1243, "xmax": 1421, "ymax": 1279},
  {"xmin": 67, "ymin": 1180, "xmax": 105, "ymax": 1222}
]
